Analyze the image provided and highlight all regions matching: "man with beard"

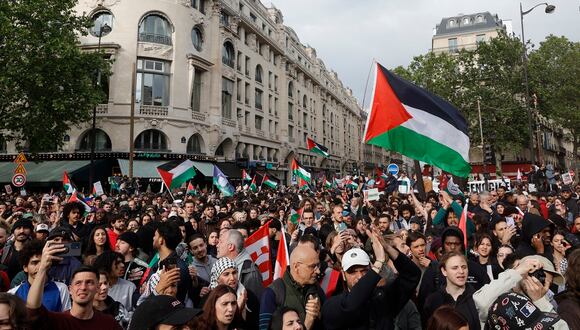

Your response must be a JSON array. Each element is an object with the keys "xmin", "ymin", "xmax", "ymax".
[
  {"xmin": 59, "ymin": 201, "xmax": 89, "ymax": 241},
  {"xmin": 27, "ymin": 242, "xmax": 122, "ymax": 329},
  {"xmin": 189, "ymin": 234, "xmax": 216, "ymax": 284},
  {"xmin": 1, "ymin": 218, "xmax": 33, "ymax": 279},
  {"xmin": 198, "ymin": 204, "xmax": 218, "ymax": 238},
  {"xmin": 107, "ymin": 216, "xmax": 126, "ymax": 250},
  {"xmin": 392, "ymin": 204, "xmax": 413, "ymax": 231}
]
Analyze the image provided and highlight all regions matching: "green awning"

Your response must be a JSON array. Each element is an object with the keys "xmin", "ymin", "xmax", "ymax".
[
  {"xmin": 117, "ymin": 159, "xmax": 169, "ymax": 178},
  {"xmin": 0, "ymin": 160, "xmax": 90, "ymax": 183},
  {"xmin": 191, "ymin": 161, "xmax": 214, "ymax": 177}
]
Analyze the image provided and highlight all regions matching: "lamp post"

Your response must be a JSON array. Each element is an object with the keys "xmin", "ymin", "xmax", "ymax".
[
  {"xmin": 519, "ymin": 2, "xmax": 555, "ymax": 166},
  {"xmin": 90, "ymin": 23, "xmax": 112, "ymax": 189}
]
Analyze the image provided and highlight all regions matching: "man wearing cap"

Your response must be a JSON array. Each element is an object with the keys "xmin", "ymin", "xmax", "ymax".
[
  {"xmin": 486, "ymin": 292, "xmax": 568, "ymax": 329},
  {"xmin": 516, "ymin": 213, "xmax": 553, "ymax": 258},
  {"xmin": 116, "ymin": 231, "xmax": 148, "ymax": 287},
  {"xmin": 322, "ymin": 230, "xmax": 420, "ymax": 329},
  {"xmin": 473, "ymin": 255, "xmax": 568, "ymax": 329},
  {"xmin": 129, "ymin": 294, "xmax": 201, "ymax": 330},
  {"xmin": 46, "ymin": 227, "xmax": 82, "ymax": 286},
  {"xmin": 35, "ymin": 224, "xmax": 50, "ymax": 241},
  {"xmin": 1, "ymin": 218, "xmax": 33, "ymax": 279}
]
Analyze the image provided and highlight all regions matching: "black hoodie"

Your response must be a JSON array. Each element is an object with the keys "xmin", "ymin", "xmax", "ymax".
[{"xmin": 515, "ymin": 213, "xmax": 551, "ymax": 258}]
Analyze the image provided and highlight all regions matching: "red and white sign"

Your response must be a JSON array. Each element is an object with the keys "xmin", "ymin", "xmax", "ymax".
[{"xmin": 12, "ymin": 174, "xmax": 26, "ymax": 187}]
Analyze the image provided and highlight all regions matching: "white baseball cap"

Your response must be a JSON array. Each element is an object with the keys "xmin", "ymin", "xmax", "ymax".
[
  {"xmin": 35, "ymin": 223, "xmax": 49, "ymax": 233},
  {"xmin": 341, "ymin": 248, "xmax": 371, "ymax": 271}
]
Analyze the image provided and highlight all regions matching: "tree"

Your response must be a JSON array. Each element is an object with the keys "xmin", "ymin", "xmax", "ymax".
[
  {"xmin": 528, "ymin": 35, "xmax": 580, "ymax": 172},
  {"xmin": 0, "ymin": 0, "xmax": 111, "ymax": 152}
]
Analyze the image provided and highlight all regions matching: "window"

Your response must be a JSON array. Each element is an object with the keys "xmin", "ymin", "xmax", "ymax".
[
  {"xmin": 255, "ymin": 65, "xmax": 263, "ymax": 83},
  {"xmin": 462, "ymin": 17, "xmax": 470, "ymax": 25},
  {"xmin": 191, "ymin": 68, "xmax": 203, "ymax": 112},
  {"xmin": 268, "ymin": 71, "xmax": 272, "ymax": 89},
  {"xmin": 475, "ymin": 15, "xmax": 484, "ymax": 23},
  {"xmin": 255, "ymin": 116, "xmax": 262, "ymax": 130},
  {"xmin": 288, "ymin": 102, "xmax": 293, "ymax": 121},
  {"xmin": 250, "ymin": 13, "xmax": 257, "ymax": 22},
  {"xmin": 274, "ymin": 75, "xmax": 278, "ymax": 91},
  {"xmin": 136, "ymin": 58, "xmax": 170, "ymax": 106},
  {"xmin": 222, "ymin": 77, "xmax": 234, "ymax": 118},
  {"xmin": 191, "ymin": 26, "xmax": 203, "ymax": 51},
  {"xmin": 303, "ymin": 113, "xmax": 308, "ymax": 129},
  {"xmin": 222, "ymin": 41, "xmax": 235, "ymax": 67},
  {"xmin": 139, "ymin": 14, "xmax": 172, "ymax": 45},
  {"xmin": 288, "ymin": 125, "xmax": 293, "ymax": 138},
  {"xmin": 186, "ymin": 134, "xmax": 202, "ymax": 154},
  {"xmin": 448, "ymin": 38, "xmax": 458, "ymax": 53},
  {"xmin": 288, "ymin": 81, "xmax": 294, "ymax": 98},
  {"xmin": 303, "ymin": 95, "xmax": 307, "ymax": 108},
  {"xmin": 90, "ymin": 11, "xmax": 114, "ymax": 37},
  {"xmin": 191, "ymin": 0, "xmax": 205, "ymax": 14},
  {"xmin": 476, "ymin": 34, "xmax": 486, "ymax": 43},
  {"xmin": 245, "ymin": 56, "xmax": 250, "ymax": 76},
  {"xmin": 448, "ymin": 19, "xmax": 456, "ymax": 28},
  {"xmin": 134, "ymin": 129, "xmax": 168, "ymax": 151},
  {"xmin": 255, "ymin": 88, "xmax": 263, "ymax": 110},
  {"xmin": 220, "ymin": 12, "xmax": 229, "ymax": 26},
  {"xmin": 79, "ymin": 129, "xmax": 112, "ymax": 151}
]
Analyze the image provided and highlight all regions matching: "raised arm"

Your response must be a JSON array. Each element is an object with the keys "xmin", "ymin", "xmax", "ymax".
[{"xmin": 27, "ymin": 240, "xmax": 66, "ymax": 309}]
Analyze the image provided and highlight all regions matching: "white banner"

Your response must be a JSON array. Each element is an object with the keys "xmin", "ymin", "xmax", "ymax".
[
  {"xmin": 467, "ymin": 179, "xmax": 511, "ymax": 193},
  {"xmin": 93, "ymin": 181, "xmax": 104, "ymax": 196}
]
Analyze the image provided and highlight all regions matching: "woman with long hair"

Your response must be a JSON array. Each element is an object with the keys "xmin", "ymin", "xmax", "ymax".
[
  {"xmin": 555, "ymin": 248, "xmax": 580, "ymax": 329},
  {"xmin": 549, "ymin": 229, "xmax": 570, "ymax": 274},
  {"xmin": 191, "ymin": 284, "xmax": 244, "ymax": 330},
  {"xmin": 84, "ymin": 225, "xmax": 112, "ymax": 262},
  {"xmin": 0, "ymin": 293, "xmax": 29, "ymax": 330}
]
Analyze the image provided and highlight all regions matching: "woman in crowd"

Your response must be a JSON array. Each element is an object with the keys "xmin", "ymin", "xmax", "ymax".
[
  {"xmin": 0, "ymin": 293, "xmax": 29, "ymax": 330},
  {"xmin": 471, "ymin": 233, "xmax": 500, "ymax": 280},
  {"xmin": 93, "ymin": 270, "xmax": 129, "ymax": 329},
  {"xmin": 207, "ymin": 229, "xmax": 219, "ymax": 258},
  {"xmin": 426, "ymin": 305, "xmax": 468, "ymax": 330},
  {"xmin": 550, "ymin": 229, "xmax": 570, "ymax": 275},
  {"xmin": 270, "ymin": 307, "xmax": 306, "ymax": 330},
  {"xmin": 555, "ymin": 248, "xmax": 580, "ymax": 329},
  {"xmin": 496, "ymin": 244, "xmax": 514, "ymax": 270},
  {"xmin": 191, "ymin": 284, "xmax": 244, "ymax": 330},
  {"xmin": 84, "ymin": 225, "xmax": 112, "ymax": 263}
]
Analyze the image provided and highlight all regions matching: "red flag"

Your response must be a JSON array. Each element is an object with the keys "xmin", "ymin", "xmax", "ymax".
[
  {"xmin": 320, "ymin": 267, "xmax": 341, "ymax": 298},
  {"xmin": 274, "ymin": 225, "xmax": 289, "ymax": 281},
  {"xmin": 244, "ymin": 221, "xmax": 273, "ymax": 286},
  {"xmin": 458, "ymin": 203, "xmax": 468, "ymax": 249}
]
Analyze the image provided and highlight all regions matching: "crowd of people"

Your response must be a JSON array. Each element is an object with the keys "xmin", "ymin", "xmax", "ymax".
[{"xmin": 0, "ymin": 171, "xmax": 578, "ymax": 330}]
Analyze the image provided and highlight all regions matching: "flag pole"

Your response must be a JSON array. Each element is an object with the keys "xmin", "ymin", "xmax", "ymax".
[{"xmin": 164, "ymin": 182, "xmax": 175, "ymax": 201}]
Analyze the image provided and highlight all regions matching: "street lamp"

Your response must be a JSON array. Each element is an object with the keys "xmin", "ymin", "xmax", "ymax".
[
  {"xmin": 90, "ymin": 22, "xmax": 112, "ymax": 189},
  {"xmin": 519, "ymin": 2, "xmax": 555, "ymax": 166}
]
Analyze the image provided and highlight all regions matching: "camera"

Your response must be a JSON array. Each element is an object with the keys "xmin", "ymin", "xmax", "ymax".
[{"xmin": 529, "ymin": 269, "xmax": 546, "ymax": 285}]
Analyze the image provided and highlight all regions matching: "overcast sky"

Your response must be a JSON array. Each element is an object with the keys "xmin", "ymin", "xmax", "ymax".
[{"xmin": 269, "ymin": 0, "xmax": 580, "ymax": 105}]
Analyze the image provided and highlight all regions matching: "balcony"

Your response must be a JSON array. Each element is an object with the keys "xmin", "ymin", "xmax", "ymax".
[
  {"xmin": 138, "ymin": 33, "xmax": 172, "ymax": 46},
  {"xmin": 96, "ymin": 104, "xmax": 108, "ymax": 114},
  {"xmin": 222, "ymin": 118, "xmax": 237, "ymax": 128},
  {"xmin": 140, "ymin": 105, "xmax": 168, "ymax": 116},
  {"xmin": 192, "ymin": 111, "xmax": 206, "ymax": 122},
  {"xmin": 256, "ymin": 129, "xmax": 265, "ymax": 137}
]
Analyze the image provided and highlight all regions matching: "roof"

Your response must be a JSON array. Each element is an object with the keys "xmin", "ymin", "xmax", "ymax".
[{"xmin": 434, "ymin": 12, "xmax": 505, "ymax": 37}]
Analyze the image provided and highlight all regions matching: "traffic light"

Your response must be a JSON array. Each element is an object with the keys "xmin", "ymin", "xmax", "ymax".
[{"xmin": 484, "ymin": 144, "xmax": 495, "ymax": 164}]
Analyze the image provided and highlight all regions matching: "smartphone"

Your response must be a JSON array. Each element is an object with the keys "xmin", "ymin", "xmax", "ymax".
[
  {"xmin": 337, "ymin": 222, "xmax": 347, "ymax": 233},
  {"xmin": 53, "ymin": 242, "xmax": 82, "ymax": 257},
  {"xmin": 505, "ymin": 216, "xmax": 515, "ymax": 227}
]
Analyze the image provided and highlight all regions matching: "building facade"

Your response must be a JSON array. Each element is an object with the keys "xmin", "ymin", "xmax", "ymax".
[{"xmin": 6, "ymin": 0, "xmax": 380, "ymax": 183}]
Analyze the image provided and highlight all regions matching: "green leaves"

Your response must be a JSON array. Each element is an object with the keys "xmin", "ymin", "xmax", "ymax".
[{"xmin": 0, "ymin": 0, "xmax": 111, "ymax": 152}]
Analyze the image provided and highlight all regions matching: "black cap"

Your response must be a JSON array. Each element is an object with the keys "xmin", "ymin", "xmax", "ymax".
[
  {"xmin": 129, "ymin": 295, "xmax": 202, "ymax": 330},
  {"xmin": 47, "ymin": 226, "xmax": 72, "ymax": 241},
  {"xmin": 11, "ymin": 219, "xmax": 34, "ymax": 233},
  {"xmin": 561, "ymin": 185, "xmax": 572, "ymax": 192},
  {"xmin": 117, "ymin": 231, "xmax": 139, "ymax": 249},
  {"xmin": 487, "ymin": 292, "xmax": 560, "ymax": 329}
]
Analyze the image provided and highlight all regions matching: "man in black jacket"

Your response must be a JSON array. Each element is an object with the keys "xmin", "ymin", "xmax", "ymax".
[{"xmin": 322, "ymin": 230, "xmax": 421, "ymax": 330}]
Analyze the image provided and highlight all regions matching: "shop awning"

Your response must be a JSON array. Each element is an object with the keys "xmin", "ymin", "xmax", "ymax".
[
  {"xmin": 0, "ymin": 160, "xmax": 90, "ymax": 183},
  {"xmin": 216, "ymin": 162, "xmax": 242, "ymax": 179},
  {"xmin": 117, "ymin": 159, "xmax": 168, "ymax": 178},
  {"xmin": 191, "ymin": 161, "xmax": 214, "ymax": 177}
]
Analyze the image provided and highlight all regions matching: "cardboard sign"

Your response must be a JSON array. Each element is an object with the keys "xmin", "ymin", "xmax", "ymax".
[
  {"xmin": 364, "ymin": 188, "xmax": 380, "ymax": 201},
  {"xmin": 4, "ymin": 185, "xmax": 12, "ymax": 194},
  {"xmin": 561, "ymin": 172, "xmax": 573, "ymax": 185},
  {"xmin": 93, "ymin": 181, "xmax": 105, "ymax": 196}
]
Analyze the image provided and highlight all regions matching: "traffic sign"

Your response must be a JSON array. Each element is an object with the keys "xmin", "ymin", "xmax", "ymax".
[
  {"xmin": 12, "ymin": 174, "xmax": 26, "ymax": 187},
  {"xmin": 14, "ymin": 164, "xmax": 27, "ymax": 175},
  {"xmin": 14, "ymin": 152, "xmax": 27, "ymax": 164},
  {"xmin": 387, "ymin": 163, "xmax": 399, "ymax": 176}
]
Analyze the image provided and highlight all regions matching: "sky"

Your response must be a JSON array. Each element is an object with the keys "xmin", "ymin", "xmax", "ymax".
[{"xmin": 268, "ymin": 0, "xmax": 580, "ymax": 106}]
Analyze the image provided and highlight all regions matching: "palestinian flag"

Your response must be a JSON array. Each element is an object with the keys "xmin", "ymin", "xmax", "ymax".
[
  {"xmin": 324, "ymin": 178, "xmax": 332, "ymax": 189},
  {"xmin": 346, "ymin": 180, "xmax": 358, "ymax": 190},
  {"xmin": 291, "ymin": 159, "xmax": 311, "ymax": 183},
  {"xmin": 63, "ymin": 171, "xmax": 75, "ymax": 194},
  {"xmin": 298, "ymin": 177, "xmax": 310, "ymax": 191},
  {"xmin": 157, "ymin": 160, "xmax": 197, "ymax": 190},
  {"xmin": 249, "ymin": 176, "xmax": 258, "ymax": 193},
  {"xmin": 289, "ymin": 208, "xmax": 303, "ymax": 224},
  {"xmin": 262, "ymin": 175, "xmax": 278, "ymax": 189},
  {"xmin": 306, "ymin": 137, "xmax": 329, "ymax": 158},
  {"xmin": 213, "ymin": 166, "xmax": 234, "ymax": 197},
  {"xmin": 69, "ymin": 190, "xmax": 92, "ymax": 216},
  {"xmin": 363, "ymin": 63, "xmax": 471, "ymax": 177},
  {"xmin": 242, "ymin": 169, "xmax": 252, "ymax": 181},
  {"xmin": 186, "ymin": 182, "xmax": 197, "ymax": 195},
  {"xmin": 377, "ymin": 167, "xmax": 388, "ymax": 180}
]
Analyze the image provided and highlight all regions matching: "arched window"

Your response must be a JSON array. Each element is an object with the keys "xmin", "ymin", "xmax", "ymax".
[
  {"xmin": 475, "ymin": 15, "xmax": 484, "ymax": 23},
  {"xmin": 222, "ymin": 41, "xmax": 235, "ymax": 67},
  {"xmin": 78, "ymin": 129, "xmax": 112, "ymax": 151},
  {"xmin": 139, "ymin": 14, "xmax": 172, "ymax": 45},
  {"xmin": 90, "ymin": 11, "xmax": 114, "ymax": 37},
  {"xmin": 462, "ymin": 17, "xmax": 470, "ymax": 25},
  {"xmin": 255, "ymin": 65, "xmax": 263, "ymax": 83},
  {"xmin": 134, "ymin": 129, "xmax": 168, "ymax": 151},
  {"xmin": 288, "ymin": 81, "xmax": 294, "ymax": 98},
  {"xmin": 186, "ymin": 134, "xmax": 203, "ymax": 154},
  {"xmin": 191, "ymin": 26, "xmax": 203, "ymax": 51}
]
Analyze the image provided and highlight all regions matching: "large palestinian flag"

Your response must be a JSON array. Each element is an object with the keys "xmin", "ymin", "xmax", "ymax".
[
  {"xmin": 306, "ymin": 137, "xmax": 329, "ymax": 158},
  {"xmin": 363, "ymin": 63, "xmax": 471, "ymax": 177},
  {"xmin": 157, "ymin": 160, "xmax": 197, "ymax": 190},
  {"xmin": 291, "ymin": 159, "xmax": 311, "ymax": 183}
]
